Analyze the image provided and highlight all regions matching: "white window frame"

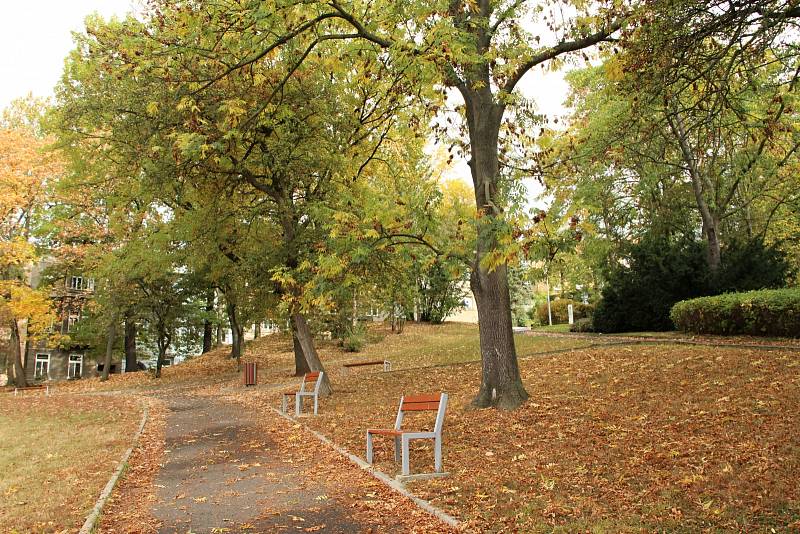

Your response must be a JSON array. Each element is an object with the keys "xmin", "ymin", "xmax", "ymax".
[
  {"xmin": 34, "ymin": 353, "xmax": 50, "ymax": 380},
  {"xmin": 68, "ymin": 276, "xmax": 95, "ymax": 291},
  {"xmin": 66, "ymin": 311, "xmax": 81, "ymax": 332},
  {"xmin": 67, "ymin": 354, "xmax": 83, "ymax": 379}
]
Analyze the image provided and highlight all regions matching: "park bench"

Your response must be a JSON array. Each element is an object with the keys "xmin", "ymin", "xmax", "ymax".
[
  {"xmin": 11, "ymin": 384, "xmax": 50, "ymax": 396},
  {"xmin": 366, "ymin": 392, "xmax": 448, "ymax": 476},
  {"xmin": 281, "ymin": 371, "xmax": 324, "ymax": 416},
  {"xmin": 342, "ymin": 359, "xmax": 391, "ymax": 372}
]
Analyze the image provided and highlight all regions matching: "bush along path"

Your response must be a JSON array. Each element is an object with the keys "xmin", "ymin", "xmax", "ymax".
[{"xmin": 135, "ymin": 388, "xmax": 454, "ymax": 534}]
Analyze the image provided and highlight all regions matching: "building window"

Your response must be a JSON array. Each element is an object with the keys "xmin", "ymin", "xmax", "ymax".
[
  {"xmin": 68, "ymin": 276, "xmax": 95, "ymax": 291},
  {"xmin": 34, "ymin": 353, "xmax": 50, "ymax": 380},
  {"xmin": 66, "ymin": 311, "xmax": 81, "ymax": 332},
  {"xmin": 68, "ymin": 354, "xmax": 83, "ymax": 379}
]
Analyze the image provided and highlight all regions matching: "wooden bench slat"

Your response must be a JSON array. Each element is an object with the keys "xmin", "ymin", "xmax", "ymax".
[
  {"xmin": 403, "ymin": 394, "xmax": 441, "ymax": 403},
  {"xmin": 343, "ymin": 360, "xmax": 385, "ymax": 368},
  {"xmin": 401, "ymin": 402, "xmax": 440, "ymax": 411},
  {"xmin": 304, "ymin": 372, "xmax": 320, "ymax": 382}
]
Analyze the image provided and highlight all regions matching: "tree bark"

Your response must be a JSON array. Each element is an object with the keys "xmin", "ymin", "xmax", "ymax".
[
  {"xmin": 124, "ymin": 313, "xmax": 137, "ymax": 372},
  {"xmin": 226, "ymin": 300, "xmax": 243, "ymax": 369},
  {"xmin": 292, "ymin": 329, "xmax": 311, "ymax": 376},
  {"xmin": 155, "ymin": 329, "xmax": 170, "ymax": 379},
  {"xmin": 668, "ymin": 110, "xmax": 722, "ymax": 271},
  {"xmin": 202, "ymin": 289, "xmax": 214, "ymax": 353},
  {"xmin": 254, "ymin": 322, "xmax": 261, "ymax": 338},
  {"xmin": 10, "ymin": 319, "xmax": 27, "ymax": 388},
  {"xmin": 101, "ymin": 317, "xmax": 117, "ymax": 381},
  {"xmin": 461, "ymin": 86, "xmax": 529, "ymax": 409},
  {"xmin": 292, "ymin": 312, "xmax": 331, "ymax": 396}
]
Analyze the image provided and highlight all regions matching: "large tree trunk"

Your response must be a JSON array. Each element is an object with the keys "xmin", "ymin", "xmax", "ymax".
[
  {"xmin": 292, "ymin": 329, "xmax": 311, "ymax": 376},
  {"xmin": 254, "ymin": 322, "xmax": 261, "ymax": 338},
  {"xmin": 101, "ymin": 317, "xmax": 117, "ymax": 381},
  {"xmin": 10, "ymin": 319, "xmax": 27, "ymax": 388},
  {"xmin": 124, "ymin": 313, "xmax": 137, "ymax": 372},
  {"xmin": 226, "ymin": 300, "xmax": 243, "ymax": 369},
  {"xmin": 461, "ymin": 86, "xmax": 528, "ymax": 409},
  {"xmin": 202, "ymin": 289, "xmax": 214, "ymax": 353},
  {"xmin": 292, "ymin": 312, "xmax": 331, "ymax": 396}
]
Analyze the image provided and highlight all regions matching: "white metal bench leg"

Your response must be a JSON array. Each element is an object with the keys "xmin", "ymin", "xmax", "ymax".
[
  {"xmin": 281, "ymin": 394, "xmax": 287, "ymax": 413},
  {"xmin": 383, "ymin": 360, "xmax": 391, "ymax": 371},
  {"xmin": 394, "ymin": 436, "xmax": 401, "ymax": 462},
  {"xmin": 401, "ymin": 435, "xmax": 411, "ymax": 476},
  {"xmin": 313, "ymin": 395, "xmax": 318, "ymax": 415},
  {"xmin": 434, "ymin": 436, "xmax": 442, "ymax": 472},
  {"xmin": 295, "ymin": 393, "xmax": 302, "ymax": 416},
  {"xmin": 366, "ymin": 432, "xmax": 374, "ymax": 464}
]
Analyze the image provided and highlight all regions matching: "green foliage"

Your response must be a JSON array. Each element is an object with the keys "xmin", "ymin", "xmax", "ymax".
[
  {"xmin": 341, "ymin": 322, "xmax": 367, "ymax": 352},
  {"xmin": 569, "ymin": 317, "xmax": 595, "ymax": 333},
  {"xmin": 593, "ymin": 236, "xmax": 792, "ymax": 333},
  {"xmin": 417, "ymin": 260, "xmax": 467, "ymax": 324},
  {"xmin": 671, "ymin": 288, "xmax": 800, "ymax": 337},
  {"xmin": 714, "ymin": 239, "xmax": 794, "ymax": 294},
  {"xmin": 535, "ymin": 299, "xmax": 594, "ymax": 326},
  {"xmin": 593, "ymin": 236, "xmax": 710, "ymax": 333}
]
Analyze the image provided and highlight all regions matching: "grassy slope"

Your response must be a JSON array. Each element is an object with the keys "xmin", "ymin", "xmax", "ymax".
[
  {"xmin": 53, "ymin": 321, "xmax": 800, "ymax": 532},
  {"xmin": 0, "ymin": 395, "xmax": 141, "ymax": 533}
]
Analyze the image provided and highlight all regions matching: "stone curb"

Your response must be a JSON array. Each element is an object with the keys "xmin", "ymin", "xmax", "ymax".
[
  {"xmin": 79, "ymin": 401, "xmax": 150, "ymax": 534},
  {"xmin": 271, "ymin": 408, "xmax": 461, "ymax": 530}
]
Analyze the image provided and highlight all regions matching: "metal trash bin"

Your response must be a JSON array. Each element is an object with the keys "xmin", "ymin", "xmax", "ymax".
[{"xmin": 243, "ymin": 362, "xmax": 257, "ymax": 386}]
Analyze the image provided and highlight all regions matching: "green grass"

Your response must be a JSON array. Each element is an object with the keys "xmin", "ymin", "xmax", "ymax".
[
  {"xmin": 339, "ymin": 322, "xmax": 594, "ymax": 369},
  {"xmin": 530, "ymin": 323, "xmax": 572, "ymax": 333}
]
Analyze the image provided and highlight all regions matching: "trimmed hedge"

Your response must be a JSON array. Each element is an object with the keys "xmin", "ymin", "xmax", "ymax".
[
  {"xmin": 536, "ymin": 299, "xmax": 594, "ymax": 325},
  {"xmin": 670, "ymin": 288, "xmax": 800, "ymax": 337},
  {"xmin": 569, "ymin": 317, "xmax": 595, "ymax": 333}
]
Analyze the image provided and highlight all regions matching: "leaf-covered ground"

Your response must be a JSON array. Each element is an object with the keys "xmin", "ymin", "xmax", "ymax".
[
  {"xmin": 281, "ymin": 344, "xmax": 800, "ymax": 532},
  {"xmin": 49, "ymin": 322, "xmax": 800, "ymax": 531},
  {"xmin": 0, "ymin": 393, "xmax": 142, "ymax": 533}
]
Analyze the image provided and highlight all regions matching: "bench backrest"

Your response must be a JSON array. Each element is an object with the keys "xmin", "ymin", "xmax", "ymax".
[
  {"xmin": 395, "ymin": 393, "xmax": 448, "ymax": 434},
  {"xmin": 300, "ymin": 371, "xmax": 324, "ymax": 394}
]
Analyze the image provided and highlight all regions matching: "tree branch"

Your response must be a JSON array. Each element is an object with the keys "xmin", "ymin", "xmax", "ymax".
[{"xmin": 504, "ymin": 19, "xmax": 626, "ymax": 94}]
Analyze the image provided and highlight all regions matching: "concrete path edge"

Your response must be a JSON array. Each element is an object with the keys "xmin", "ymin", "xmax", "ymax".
[
  {"xmin": 79, "ymin": 401, "xmax": 150, "ymax": 534},
  {"xmin": 271, "ymin": 408, "xmax": 461, "ymax": 529}
]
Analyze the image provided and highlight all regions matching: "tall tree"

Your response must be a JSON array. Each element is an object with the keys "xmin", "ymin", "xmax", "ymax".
[
  {"xmin": 140, "ymin": 0, "xmax": 630, "ymax": 409},
  {"xmin": 1, "ymin": 99, "xmax": 61, "ymax": 386}
]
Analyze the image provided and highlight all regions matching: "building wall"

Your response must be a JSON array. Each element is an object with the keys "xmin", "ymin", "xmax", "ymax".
[
  {"xmin": 25, "ymin": 344, "xmax": 121, "ymax": 382},
  {"xmin": 444, "ymin": 290, "xmax": 479, "ymax": 324}
]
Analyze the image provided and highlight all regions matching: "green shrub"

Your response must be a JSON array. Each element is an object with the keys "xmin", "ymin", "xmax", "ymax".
[
  {"xmin": 671, "ymin": 288, "xmax": 800, "ymax": 337},
  {"xmin": 570, "ymin": 317, "xmax": 594, "ymax": 333},
  {"xmin": 593, "ymin": 236, "xmax": 709, "ymax": 333},
  {"xmin": 536, "ymin": 299, "xmax": 594, "ymax": 325},
  {"xmin": 593, "ymin": 236, "xmax": 792, "ymax": 333},
  {"xmin": 341, "ymin": 323, "xmax": 367, "ymax": 352},
  {"xmin": 512, "ymin": 305, "xmax": 532, "ymax": 327}
]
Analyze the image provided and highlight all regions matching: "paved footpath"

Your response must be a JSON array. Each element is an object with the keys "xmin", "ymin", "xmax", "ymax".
[{"xmin": 152, "ymin": 394, "xmax": 362, "ymax": 533}]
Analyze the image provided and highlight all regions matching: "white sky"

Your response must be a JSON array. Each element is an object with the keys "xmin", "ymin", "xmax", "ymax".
[
  {"xmin": 0, "ymin": 1, "xmax": 569, "ymax": 203},
  {"xmin": 0, "ymin": 0, "xmax": 136, "ymax": 110}
]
